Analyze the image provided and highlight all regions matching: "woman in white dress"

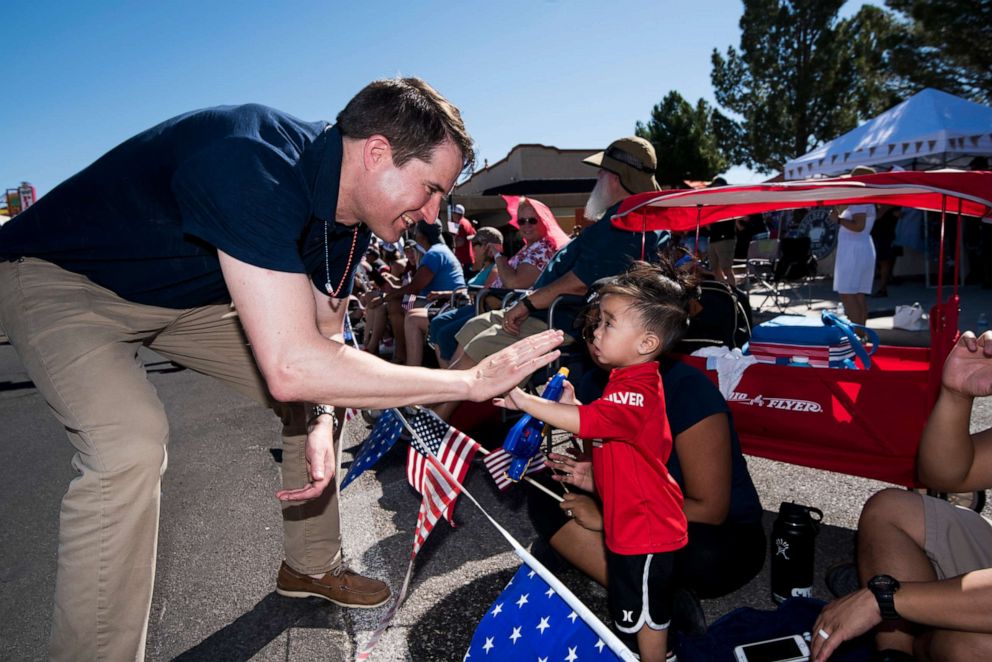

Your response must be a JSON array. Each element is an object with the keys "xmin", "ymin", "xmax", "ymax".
[{"xmin": 830, "ymin": 201, "xmax": 876, "ymax": 332}]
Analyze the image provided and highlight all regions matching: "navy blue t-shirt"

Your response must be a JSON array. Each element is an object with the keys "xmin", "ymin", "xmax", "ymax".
[
  {"xmin": 530, "ymin": 203, "xmax": 669, "ymax": 332},
  {"xmin": 577, "ymin": 358, "xmax": 762, "ymax": 526},
  {"xmin": 0, "ymin": 104, "xmax": 370, "ymax": 308}
]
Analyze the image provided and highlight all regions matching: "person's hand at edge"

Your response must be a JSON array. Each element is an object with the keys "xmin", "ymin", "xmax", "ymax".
[
  {"xmin": 810, "ymin": 589, "xmax": 882, "ymax": 662},
  {"xmin": 942, "ymin": 331, "xmax": 992, "ymax": 399}
]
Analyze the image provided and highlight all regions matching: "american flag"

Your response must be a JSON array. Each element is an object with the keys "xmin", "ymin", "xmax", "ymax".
[
  {"xmin": 340, "ymin": 409, "xmax": 404, "ymax": 490},
  {"xmin": 404, "ymin": 408, "xmax": 480, "ymax": 554},
  {"xmin": 482, "ymin": 448, "xmax": 549, "ymax": 490},
  {"xmin": 465, "ymin": 564, "xmax": 624, "ymax": 661}
]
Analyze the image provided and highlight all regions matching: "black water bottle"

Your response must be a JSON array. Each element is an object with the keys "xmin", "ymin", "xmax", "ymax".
[{"xmin": 770, "ymin": 501, "xmax": 823, "ymax": 604}]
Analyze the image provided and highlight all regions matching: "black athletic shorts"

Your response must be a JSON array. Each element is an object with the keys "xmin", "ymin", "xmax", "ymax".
[{"xmin": 606, "ymin": 549, "xmax": 675, "ymax": 638}]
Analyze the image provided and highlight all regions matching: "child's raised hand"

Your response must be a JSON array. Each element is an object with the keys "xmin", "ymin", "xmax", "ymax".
[
  {"xmin": 557, "ymin": 379, "xmax": 580, "ymax": 405},
  {"xmin": 493, "ymin": 387, "xmax": 526, "ymax": 411},
  {"xmin": 943, "ymin": 331, "xmax": 992, "ymax": 398}
]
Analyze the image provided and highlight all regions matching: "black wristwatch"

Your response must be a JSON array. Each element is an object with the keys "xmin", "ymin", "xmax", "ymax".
[
  {"xmin": 520, "ymin": 296, "xmax": 538, "ymax": 314},
  {"xmin": 868, "ymin": 574, "xmax": 901, "ymax": 620}
]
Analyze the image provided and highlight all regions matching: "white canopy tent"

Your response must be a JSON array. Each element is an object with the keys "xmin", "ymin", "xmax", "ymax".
[{"xmin": 784, "ymin": 88, "xmax": 992, "ymax": 180}]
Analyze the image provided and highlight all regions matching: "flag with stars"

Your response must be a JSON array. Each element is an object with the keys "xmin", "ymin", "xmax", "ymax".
[
  {"xmin": 405, "ymin": 408, "xmax": 480, "ymax": 554},
  {"xmin": 482, "ymin": 447, "xmax": 548, "ymax": 490},
  {"xmin": 465, "ymin": 564, "xmax": 623, "ymax": 661},
  {"xmin": 340, "ymin": 409, "xmax": 404, "ymax": 490}
]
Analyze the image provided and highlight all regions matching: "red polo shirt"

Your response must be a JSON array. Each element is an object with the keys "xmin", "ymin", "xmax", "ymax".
[{"xmin": 578, "ymin": 361, "xmax": 687, "ymax": 555}]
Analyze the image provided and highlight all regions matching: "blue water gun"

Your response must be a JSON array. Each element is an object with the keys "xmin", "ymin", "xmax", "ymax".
[{"xmin": 501, "ymin": 368, "xmax": 570, "ymax": 482}]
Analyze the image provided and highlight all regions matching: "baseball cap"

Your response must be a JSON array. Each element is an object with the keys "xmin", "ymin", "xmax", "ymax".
[
  {"xmin": 472, "ymin": 226, "xmax": 503, "ymax": 245},
  {"xmin": 452, "ymin": 203, "xmax": 466, "ymax": 215},
  {"xmin": 583, "ymin": 137, "xmax": 660, "ymax": 194}
]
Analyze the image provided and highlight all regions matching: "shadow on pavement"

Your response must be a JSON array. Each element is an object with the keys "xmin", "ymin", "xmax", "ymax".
[{"xmin": 172, "ymin": 593, "xmax": 345, "ymax": 661}]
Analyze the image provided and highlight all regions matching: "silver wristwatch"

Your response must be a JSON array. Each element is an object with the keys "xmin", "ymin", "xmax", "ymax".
[{"xmin": 308, "ymin": 404, "xmax": 335, "ymax": 426}]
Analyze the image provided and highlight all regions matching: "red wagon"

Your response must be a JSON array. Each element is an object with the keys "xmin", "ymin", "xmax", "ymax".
[{"xmin": 612, "ymin": 171, "xmax": 992, "ymax": 488}]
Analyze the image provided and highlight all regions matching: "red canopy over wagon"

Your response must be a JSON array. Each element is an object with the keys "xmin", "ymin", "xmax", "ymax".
[{"xmin": 610, "ymin": 171, "xmax": 992, "ymax": 487}]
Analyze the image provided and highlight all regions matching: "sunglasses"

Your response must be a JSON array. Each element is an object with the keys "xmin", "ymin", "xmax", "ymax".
[{"xmin": 518, "ymin": 217, "xmax": 540, "ymax": 226}]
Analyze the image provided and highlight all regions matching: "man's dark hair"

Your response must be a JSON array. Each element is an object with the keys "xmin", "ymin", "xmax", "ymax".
[{"xmin": 337, "ymin": 77, "xmax": 475, "ymax": 173}]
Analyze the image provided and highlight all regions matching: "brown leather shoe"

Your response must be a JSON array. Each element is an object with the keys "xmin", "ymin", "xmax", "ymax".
[{"xmin": 276, "ymin": 561, "xmax": 390, "ymax": 608}]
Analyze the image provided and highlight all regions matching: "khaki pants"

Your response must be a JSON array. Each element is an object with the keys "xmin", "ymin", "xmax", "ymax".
[{"xmin": 0, "ymin": 258, "xmax": 341, "ymax": 661}]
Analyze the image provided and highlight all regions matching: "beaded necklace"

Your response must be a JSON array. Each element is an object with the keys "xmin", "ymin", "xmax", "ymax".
[{"xmin": 323, "ymin": 220, "xmax": 360, "ymax": 297}]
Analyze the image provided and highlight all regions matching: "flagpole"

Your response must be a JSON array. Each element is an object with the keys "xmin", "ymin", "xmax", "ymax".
[{"xmin": 393, "ymin": 409, "xmax": 637, "ymax": 662}]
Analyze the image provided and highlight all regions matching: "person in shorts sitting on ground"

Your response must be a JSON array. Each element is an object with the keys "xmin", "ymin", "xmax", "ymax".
[
  {"xmin": 812, "ymin": 330, "xmax": 992, "ymax": 662},
  {"xmin": 495, "ymin": 261, "xmax": 689, "ymax": 662}
]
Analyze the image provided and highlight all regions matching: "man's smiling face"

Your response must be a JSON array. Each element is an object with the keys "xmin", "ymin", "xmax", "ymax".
[{"xmin": 362, "ymin": 138, "xmax": 462, "ymax": 243}]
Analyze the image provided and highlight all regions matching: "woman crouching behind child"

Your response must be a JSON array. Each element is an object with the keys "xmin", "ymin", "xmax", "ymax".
[{"xmin": 495, "ymin": 261, "xmax": 693, "ymax": 662}]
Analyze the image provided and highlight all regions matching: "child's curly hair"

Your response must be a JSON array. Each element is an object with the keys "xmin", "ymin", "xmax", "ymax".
[{"xmin": 583, "ymin": 258, "xmax": 701, "ymax": 354}]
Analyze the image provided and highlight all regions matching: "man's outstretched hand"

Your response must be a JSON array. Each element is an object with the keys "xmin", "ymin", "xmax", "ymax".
[{"xmin": 469, "ymin": 329, "xmax": 563, "ymax": 401}]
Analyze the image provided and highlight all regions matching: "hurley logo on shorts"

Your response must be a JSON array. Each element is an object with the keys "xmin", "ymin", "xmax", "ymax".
[{"xmin": 603, "ymin": 391, "xmax": 644, "ymax": 407}]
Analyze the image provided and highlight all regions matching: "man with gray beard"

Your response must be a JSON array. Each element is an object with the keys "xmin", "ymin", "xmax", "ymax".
[{"xmin": 440, "ymin": 137, "xmax": 669, "ymax": 380}]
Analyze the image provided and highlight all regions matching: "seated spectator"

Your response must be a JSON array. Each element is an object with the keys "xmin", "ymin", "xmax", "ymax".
[
  {"xmin": 435, "ymin": 137, "xmax": 670, "ymax": 422},
  {"xmin": 369, "ymin": 219, "xmax": 464, "ymax": 362},
  {"xmin": 466, "ymin": 226, "xmax": 503, "ymax": 287},
  {"xmin": 362, "ymin": 241, "xmax": 411, "ymax": 357},
  {"xmin": 528, "ymin": 281, "xmax": 765, "ymax": 636},
  {"xmin": 423, "ymin": 196, "xmax": 570, "ymax": 367},
  {"xmin": 488, "ymin": 195, "xmax": 570, "ymax": 289},
  {"xmin": 812, "ymin": 331, "xmax": 992, "ymax": 662},
  {"xmin": 405, "ymin": 227, "xmax": 503, "ymax": 367}
]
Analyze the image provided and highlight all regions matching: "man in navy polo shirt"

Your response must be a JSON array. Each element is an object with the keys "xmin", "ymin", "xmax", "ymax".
[{"xmin": 0, "ymin": 77, "xmax": 563, "ymax": 660}]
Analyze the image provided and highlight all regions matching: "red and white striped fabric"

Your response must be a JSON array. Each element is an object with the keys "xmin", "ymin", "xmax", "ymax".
[
  {"xmin": 747, "ymin": 339, "xmax": 854, "ymax": 368},
  {"xmin": 404, "ymin": 409, "xmax": 480, "ymax": 555},
  {"xmin": 482, "ymin": 447, "xmax": 548, "ymax": 490}
]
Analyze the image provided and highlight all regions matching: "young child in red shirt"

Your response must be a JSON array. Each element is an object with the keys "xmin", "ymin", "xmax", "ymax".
[{"xmin": 496, "ymin": 261, "xmax": 692, "ymax": 662}]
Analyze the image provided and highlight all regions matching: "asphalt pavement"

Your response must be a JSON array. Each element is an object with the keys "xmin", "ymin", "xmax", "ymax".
[{"xmin": 2, "ymin": 276, "xmax": 992, "ymax": 661}]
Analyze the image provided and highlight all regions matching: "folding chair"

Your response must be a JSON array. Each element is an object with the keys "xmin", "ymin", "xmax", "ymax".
[
  {"xmin": 745, "ymin": 238, "xmax": 789, "ymax": 311},
  {"xmin": 774, "ymin": 236, "xmax": 817, "ymax": 309},
  {"xmin": 745, "ymin": 237, "xmax": 818, "ymax": 312}
]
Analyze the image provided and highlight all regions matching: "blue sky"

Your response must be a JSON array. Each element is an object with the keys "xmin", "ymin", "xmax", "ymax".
[{"xmin": 2, "ymin": 0, "xmax": 874, "ymax": 198}]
